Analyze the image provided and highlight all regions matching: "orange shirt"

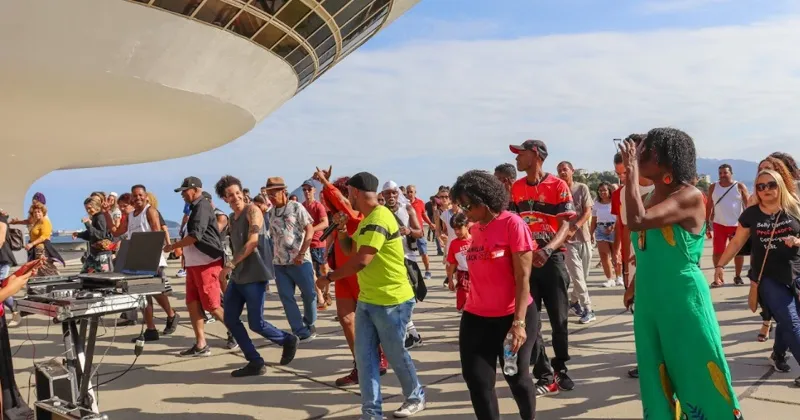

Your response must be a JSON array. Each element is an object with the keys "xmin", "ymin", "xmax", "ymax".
[
  {"xmin": 511, "ymin": 174, "xmax": 576, "ymax": 250},
  {"xmin": 322, "ymin": 184, "xmax": 363, "ymax": 275}
]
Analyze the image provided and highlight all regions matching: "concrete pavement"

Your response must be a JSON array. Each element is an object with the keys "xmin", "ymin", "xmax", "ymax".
[{"xmin": 8, "ymin": 244, "xmax": 798, "ymax": 419}]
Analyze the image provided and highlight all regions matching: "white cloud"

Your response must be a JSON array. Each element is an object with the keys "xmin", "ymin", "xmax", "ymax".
[{"xmin": 640, "ymin": 0, "xmax": 732, "ymax": 14}]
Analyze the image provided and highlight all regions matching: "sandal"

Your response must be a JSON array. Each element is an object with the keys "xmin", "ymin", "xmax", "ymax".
[
  {"xmin": 734, "ymin": 276, "xmax": 744, "ymax": 286},
  {"xmin": 757, "ymin": 321, "xmax": 772, "ymax": 342},
  {"xmin": 710, "ymin": 280, "xmax": 724, "ymax": 288}
]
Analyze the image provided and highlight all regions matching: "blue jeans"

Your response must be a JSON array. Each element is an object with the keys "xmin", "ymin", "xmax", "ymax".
[
  {"xmin": 761, "ymin": 276, "xmax": 800, "ymax": 361},
  {"xmin": 274, "ymin": 262, "xmax": 317, "ymax": 339},
  {"xmin": 223, "ymin": 281, "xmax": 289, "ymax": 364},
  {"xmin": 356, "ymin": 299, "xmax": 424, "ymax": 417},
  {"xmin": 0, "ymin": 265, "xmax": 13, "ymax": 311}
]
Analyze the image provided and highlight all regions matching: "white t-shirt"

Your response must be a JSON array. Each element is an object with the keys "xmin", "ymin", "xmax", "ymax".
[{"xmin": 593, "ymin": 202, "xmax": 615, "ymax": 224}]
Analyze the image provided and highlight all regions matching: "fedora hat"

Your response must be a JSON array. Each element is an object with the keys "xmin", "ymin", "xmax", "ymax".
[{"xmin": 264, "ymin": 176, "xmax": 287, "ymax": 191}]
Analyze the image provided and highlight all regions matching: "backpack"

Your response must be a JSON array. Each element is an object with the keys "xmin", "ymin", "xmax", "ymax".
[{"xmin": 7, "ymin": 228, "xmax": 24, "ymax": 251}]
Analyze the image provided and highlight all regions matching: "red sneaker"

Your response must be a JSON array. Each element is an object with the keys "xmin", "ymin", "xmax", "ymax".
[
  {"xmin": 335, "ymin": 368, "xmax": 358, "ymax": 387},
  {"xmin": 380, "ymin": 353, "xmax": 388, "ymax": 376}
]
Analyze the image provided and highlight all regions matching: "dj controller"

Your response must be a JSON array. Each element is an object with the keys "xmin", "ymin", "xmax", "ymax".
[{"xmin": 7, "ymin": 274, "xmax": 169, "ymax": 420}]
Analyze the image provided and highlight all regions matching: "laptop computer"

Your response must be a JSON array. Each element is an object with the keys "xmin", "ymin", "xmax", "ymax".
[{"xmin": 79, "ymin": 231, "xmax": 165, "ymax": 281}]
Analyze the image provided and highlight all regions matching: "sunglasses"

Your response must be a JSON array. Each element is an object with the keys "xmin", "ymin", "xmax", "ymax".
[
  {"xmin": 756, "ymin": 181, "xmax": 778, "ymax": 192},
  {"xmin": 459, "ymin": 203, "xmax": 475, "ymax": 212},
  {"xmin": 437, "ymin": 195, "xmax": 450, "ymax": 200},
  {"xmin": 302, "ymin": 187, "xmax": 313, "ymax": 192}
]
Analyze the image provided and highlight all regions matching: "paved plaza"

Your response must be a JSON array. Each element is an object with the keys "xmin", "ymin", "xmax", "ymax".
[{"xmin": 9, "ymin": 244, "xmax": 799, "ymax": 419}]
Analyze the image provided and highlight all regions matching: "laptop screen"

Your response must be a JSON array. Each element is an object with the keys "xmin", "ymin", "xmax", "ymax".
[
  {"xmin": 113, "ymin": 239, "xmax": 131, "ymax": 273},
  {"xmin": 122, "ymin": 232, "xmax": 166, "ymax": 274}
]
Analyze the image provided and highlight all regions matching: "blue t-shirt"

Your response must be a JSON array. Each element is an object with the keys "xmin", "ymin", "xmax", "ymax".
[{"xmin": 183, "ymin": 203, "xmax": 191, "ymax": 216}]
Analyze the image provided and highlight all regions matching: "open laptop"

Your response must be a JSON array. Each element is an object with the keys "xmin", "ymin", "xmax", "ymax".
[{"xmin": 78, "ymin": 231, "xmax": 165, "ymax": 281}]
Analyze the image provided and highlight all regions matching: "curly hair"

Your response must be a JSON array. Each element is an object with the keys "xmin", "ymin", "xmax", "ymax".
[
  {"xmin": 596, "ymin": 182, "xmax": 612, "ymax": 203},
  {"xmin": 494, "ymin": 163, "xmax": 516, "ymax": 179},
  {"xmin": 146, "ymin": 192, "xmax": 159, "ymax": 209},
  {"xmin": 29, "ymin": 202, "xmax": 47, "ymax": 218},
  {"xmin": 450, "ymin": 170, "xmax": 508, "ymax": 213},
  {"xmin": 770, "ymin": 152, "xmax": 800, "ymax": 180},
  {"xmin": 760, "ymin": 157, "xmax": 796, "ymax": 197},
  {"xmin": 332, "ymin": 176, "xmax": 350, "ymax": 193},
  {"xmin": 215, "ymin": 175, "xmax": 242, "ymax": 200},
  {"xmin": 450, "ymin": 212, "xmax": 469, "ymax": 229},
  {"xmin": 641, "ymin": 127, "xmax": 697, "ymax": 184}
]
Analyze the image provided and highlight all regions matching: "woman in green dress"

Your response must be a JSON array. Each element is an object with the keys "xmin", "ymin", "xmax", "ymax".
[{"xmin": 619, "ymin": 128, "xmax": 743, "ymax": 420}]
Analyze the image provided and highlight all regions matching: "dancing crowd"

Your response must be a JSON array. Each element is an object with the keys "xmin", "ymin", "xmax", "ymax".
[{"xmin": 4, "ymin": 127, "xmax": 800, "ymax": 420}]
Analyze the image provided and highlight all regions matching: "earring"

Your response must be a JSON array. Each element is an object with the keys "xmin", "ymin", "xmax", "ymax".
[{"xmin": 663, "ymin": 174, "xmax": 673, "ymax": 185}]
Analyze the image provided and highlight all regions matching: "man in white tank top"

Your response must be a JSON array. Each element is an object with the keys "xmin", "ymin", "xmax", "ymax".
[
  {"xmin": 382, "ymin": 181, "xmax": 424, "ymax": 349},
  {"xmin": 111, "ymin": 185, "xmax": 179, "ymax": 342},
  {"xmin": 707, "ymin": 164, "xmax": 750, "ymax": 286}
]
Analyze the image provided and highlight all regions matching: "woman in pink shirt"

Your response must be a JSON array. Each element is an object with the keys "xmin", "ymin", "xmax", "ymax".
[{"xmin": 450, "ymin": 170, "xmax": 537, "ymax": 420}]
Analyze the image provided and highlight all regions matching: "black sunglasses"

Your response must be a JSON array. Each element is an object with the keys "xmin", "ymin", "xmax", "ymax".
[{"xmin": 756, "ymin": 181, "xmax": 778, "ymax": 192}]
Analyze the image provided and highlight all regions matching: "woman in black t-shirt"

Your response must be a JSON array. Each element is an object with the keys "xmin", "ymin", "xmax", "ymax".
[{"xmin": 715, "ymin": 169, "xmax": 800, "ymax": 384}]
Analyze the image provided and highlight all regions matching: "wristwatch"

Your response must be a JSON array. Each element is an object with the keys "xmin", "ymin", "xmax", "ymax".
[
  {"xmin": 512, "ymin": 320, "xmax": 526, "ymax": 329},
  {"xmin": 541, "ymin": 247, "xmax": 553, "ymax": 257}
]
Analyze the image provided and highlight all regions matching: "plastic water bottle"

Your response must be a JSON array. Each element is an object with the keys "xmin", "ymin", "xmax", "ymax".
[{"xmin": 502, "ymin": 334, "xmax": 518, "ymax": 376}]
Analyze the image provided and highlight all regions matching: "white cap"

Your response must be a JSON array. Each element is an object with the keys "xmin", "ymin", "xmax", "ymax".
[
  {"xmin": 381, "ymin": 180, "xmax": 399, "ymax": 193},
  {"xmin": 108, "ymin": 192, "xmax": 118, "ymax": 197}
]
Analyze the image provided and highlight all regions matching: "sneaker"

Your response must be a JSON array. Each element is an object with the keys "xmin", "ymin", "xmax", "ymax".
[
  {"xmin": 203, "ymin": 312, "xmax": 215, "ymax": 324},
  {"xmin": 280, "ymin": 334, "xmax": 298, "ymax": 365},
  {"xmin": 602, "ymin": 279, "xmax": 617, "ymax": 288},
  {"xmin": 131, "ymin": 328, "xmax": 159, "ymax": 343},
  {"xmin": 555, "ymin": 370, "xmax": 575, "ymax": 391},
  {"xmin": 615, "ymin": 277, "xmax": 624, "ymax": 286},
  {"xmin": 380, "ymin": 353, "xmax": 389, "ymax": 376},
  {"xmin": 578, "ymin": 310, "xmax": 596, "ymax": 324},
  {"xmin": 231, "ymin": 361, "xmax": 266, "ymax": 377},
  {"xmin": 179, "ymin": 344, "xmax": 210, "ymax": 357},
  {"xmin": 794, "ymin": 376, "xmax": 800, "ymax": 387},
  {"xmin": 7, "ymin": 312, "xmax": 21, "ymax": 328},
  {"xmin": 393, "ymin": 400, "xmax": 426, "ymax": 418},
  {"xmin": 300, "ymin": 326, "xmax": 317, "ymax": 343},
  {"xmin": 535, "ymin": 380, "xmax": 559, "ymax": 396},
  {"xmin": 569, "ymin": 302, "xmax": 582, "ymax": 317},
  {"xmin": 424, "ymin": 271, "xmax": 432, "ymax": 280},
  {"xmin": 628, "ymin": 367, "xmax": 639, "ymax": 378},
  {"xmin": 175, "ymin": 269, "xmax": 187, "ymax": 278},
  {"xmin": 770, "ymin": 352, "xmax": 792, "ymax": 373},
  {"xmin": 335, "ymin": 368, "xmax": 359, "ymax": 386},
  {"xmin": 226, "ymin": 332, "xmax": 239, "ymax": 350},
  {"xmin": 404, "ymin": 334, "xmax": 423, "ymax": 350},
  {"xmin": 163, "ymin": 313, "xmax": 180, "ymax": 335},
  {"xmin": 734, "ymin": 276, "xmax": 745, "ymax": 285}
]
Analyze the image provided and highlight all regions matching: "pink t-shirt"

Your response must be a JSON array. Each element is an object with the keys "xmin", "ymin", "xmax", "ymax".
[
  {"xmin": 303, "ymin": 201, "xmax": 328, "ymax": 249},
  {"xmin": 465, "ymin": 211, "xmax": 535, "ymax": 317}
]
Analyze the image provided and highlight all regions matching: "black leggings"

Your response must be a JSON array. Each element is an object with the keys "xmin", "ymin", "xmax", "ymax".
[{"xmin": 459, "ymin": 305, "xmax": 538, "ymax": 420}]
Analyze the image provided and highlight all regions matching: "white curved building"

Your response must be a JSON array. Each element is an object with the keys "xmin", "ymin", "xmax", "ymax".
[{"xmin": 0, "ymin": 0, "xmax": 419, "ymax": 214}]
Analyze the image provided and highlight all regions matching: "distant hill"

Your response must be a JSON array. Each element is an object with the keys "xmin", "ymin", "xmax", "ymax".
[
  {"xmin": 697, "ymin": 158, "xmax": 758, "ymax": 180},
  {"xmin": 164, "ymin": 219, "xmax": 180, "ymax": 228}
]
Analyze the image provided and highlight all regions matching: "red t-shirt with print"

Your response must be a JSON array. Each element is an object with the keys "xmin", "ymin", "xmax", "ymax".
[{"xmin": 510, "ymin": 174, "xmax": 576, "ymax": 251}]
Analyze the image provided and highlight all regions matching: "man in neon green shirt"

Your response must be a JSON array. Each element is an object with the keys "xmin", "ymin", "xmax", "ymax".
[{"xmin": 319, "ymin": 172, "xmax": 425, "ymax": 419}]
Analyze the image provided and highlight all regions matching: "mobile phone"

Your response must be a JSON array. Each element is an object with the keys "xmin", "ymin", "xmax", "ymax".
[{"xmin": 613, "ymin": 138, "xmax": 622, "ymax": 149}]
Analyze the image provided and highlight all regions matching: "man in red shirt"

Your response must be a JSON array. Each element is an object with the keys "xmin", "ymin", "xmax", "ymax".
[
  {"xmin": 510, "ymin": 139, "xmax": 576, "ymax": 396},
  {"xmin": 406, "ymin": 185, "xmax": 435, "ymax": 279},
  {"xmin": 302, "ymin": 181, "xmax": 331, "ymax": 309}
]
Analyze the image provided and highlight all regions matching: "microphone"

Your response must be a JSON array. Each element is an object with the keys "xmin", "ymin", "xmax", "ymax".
[{"xmin": 320, "ymin": 223, "xmax": 339, "ymax": 242}]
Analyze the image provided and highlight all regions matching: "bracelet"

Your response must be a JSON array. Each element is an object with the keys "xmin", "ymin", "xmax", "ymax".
[
  {"xmin": 512, "ymin": 320, "xmax": 527, "ymax": 329},
  {"xmin": 714, "ymin": 265, "xmax": 724, "ymax": 269}
]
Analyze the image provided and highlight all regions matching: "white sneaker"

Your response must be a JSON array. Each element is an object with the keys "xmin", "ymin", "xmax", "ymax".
[
  {"xmin": 175, "ymin": 269, "xmax": 187, "ymax": 278},
  {"xmin": 615, "ymin": 277, "xmax": 624, "ymax": 286},
  {"xmin": 602, "ymin": 279, "xmax": 616, "ymax": 288},
  {"xmin": 393, "ymin": 400, "xmax": 426, "ymax": 418},
  {"xmin": 7, "ymin": 312, "xmax": 21, "ymax": 328}
]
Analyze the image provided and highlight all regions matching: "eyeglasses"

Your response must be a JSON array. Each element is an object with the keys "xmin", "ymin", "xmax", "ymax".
[
  {"xmin": 756, "ymin": 181, "xmax": 779, "ymax": 192},
  {"xmin": 437, "ymin": 195, "xmax": 450, "ymax": 200},
  {"xmin": 266, "ymin": 190, "xmax": 284, "ymax": 198},
  {"xmin": 459, "ymin": 203, "xmax": 474, "ymax": 212}
]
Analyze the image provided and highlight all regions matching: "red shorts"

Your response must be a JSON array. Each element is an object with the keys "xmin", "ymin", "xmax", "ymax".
[
  {"xmin": 712, "ymin": 223, "xmax": 737, "ymax": 255},
  {"xmin": 455, "ymin": 270, "xmax": 470, "ymax": 311},
  {"xmin": 185, "ymin": 260, "xmax": 222, "ymax": 311},
  {"xmin": 334, "ymin": 275, "xmax": 360, "ymax": 300}
]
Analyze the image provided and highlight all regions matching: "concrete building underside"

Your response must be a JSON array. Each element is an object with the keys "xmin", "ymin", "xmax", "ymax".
[{"xmin": 0, "ymin": 0, "xmax": 418, "ymax": 214}]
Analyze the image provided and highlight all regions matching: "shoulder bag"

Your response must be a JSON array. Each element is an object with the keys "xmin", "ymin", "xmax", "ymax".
[{"xmin": 749, "ymin": 210, "xmax": 781, "ymax": 313}]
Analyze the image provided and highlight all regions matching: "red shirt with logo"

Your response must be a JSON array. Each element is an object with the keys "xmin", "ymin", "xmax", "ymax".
[{"xmin": 510, "ymin": 174, "xmax": 576, "ymax": 250}]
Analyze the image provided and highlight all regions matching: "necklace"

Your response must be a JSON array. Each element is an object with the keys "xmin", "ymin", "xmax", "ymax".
[
  {"xmin": 479, "ymin": 213, "xmax": 498, "ymax": 231},
  {"xmin": 274, "ymin": 204, "xmax": 288, "ymax": 218}
]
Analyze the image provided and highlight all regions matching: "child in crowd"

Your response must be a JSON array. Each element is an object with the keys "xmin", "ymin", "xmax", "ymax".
[{"xmin": 446, "ymin": 213, "xmax": 471, "ymax": 311}]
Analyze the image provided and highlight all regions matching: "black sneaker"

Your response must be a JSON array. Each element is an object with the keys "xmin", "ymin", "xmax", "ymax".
[
  {"xmin": 770, "ymin": 352, "xmax": 792, "ymax": 373},
  {"xmin": 555, "ymin": 370, "xmax": 575, "ymax": 391},
  {"xmin": 226, "ymin": 332, "xmax": 239, "ymax": 350},
  {"xmin": 231, "ymin": 361, "xmax": 266, "ymax": 377},
  {"xmin": 628, "ymin": 367, "xmax": 639, "ymax": 378},
  {"xmin": 794, "ymin": 376, "xmax": 800, "ymax": 387},
  {"xmin": 131, "ymin": 328, "xmax": 159, "ymax": 343},
  {"xmin": 179, "ymin": 344, "xmax": 210, "ymax": 357},
  {"xmin": 280, "ymin": 334, "xmax": 298, "ymax": 365},
  {"xmin": 163, "ymin": 313, "xmax": 180, "ymax": 335},
  {"xmin": 404, "ymin": 334, "xmax": 423, "ymax": 350}
]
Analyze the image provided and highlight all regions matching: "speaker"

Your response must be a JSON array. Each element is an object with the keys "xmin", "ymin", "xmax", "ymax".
[{"xmin": 34, "ymin": 360, "xmax": 75, "ymax": 404}]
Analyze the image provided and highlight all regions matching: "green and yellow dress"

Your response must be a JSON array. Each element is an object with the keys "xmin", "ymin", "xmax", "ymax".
[{"xmin": 633, "ymin": 223, "xmax": 743, "ymax": 420}]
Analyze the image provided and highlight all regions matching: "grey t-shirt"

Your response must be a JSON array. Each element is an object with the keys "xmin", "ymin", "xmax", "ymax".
[
  {"xmin": 228, "ymin": 206, "xmax": 274, "ymax": 284},
  {"xmin": 568, "ymin": 182, "xmax": 593, "ymax": 244}
]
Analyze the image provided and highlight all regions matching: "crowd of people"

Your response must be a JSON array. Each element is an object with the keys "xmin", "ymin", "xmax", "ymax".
[{"xmin": 2, "ymin": 127, "xmax": 800, "ymax": 420}]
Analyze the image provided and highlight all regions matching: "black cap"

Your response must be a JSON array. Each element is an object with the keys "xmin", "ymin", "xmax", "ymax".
[
  {"xmin": 346, "ymin": 172, "xmax": 379, "ymax": 193},
  {"xmin": 201, "ymin": 191, "xmax": 213, "ymax": 201},
  {"xmin": 509, "ymin": 139, "xmax": 548, "ymax": 160},
  {"xmin": 175, "ymin": 176, "xmax": 202, "ymax": 192}
]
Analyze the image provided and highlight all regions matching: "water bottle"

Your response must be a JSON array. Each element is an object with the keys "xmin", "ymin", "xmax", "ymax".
[{"xmin": 502, "ymin": 334, "xmax": 518, "ymax": 376}]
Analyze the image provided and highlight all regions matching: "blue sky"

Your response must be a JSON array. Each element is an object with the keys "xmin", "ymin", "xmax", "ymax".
[{"xmin": 28, "ymin": 0, "xmax": 800, "ymax": 229}]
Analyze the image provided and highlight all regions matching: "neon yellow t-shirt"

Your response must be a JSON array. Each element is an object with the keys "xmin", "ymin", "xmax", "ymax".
[{"xmin": 354, "ymin": 206, "xmax": 415, "ymax": 306}]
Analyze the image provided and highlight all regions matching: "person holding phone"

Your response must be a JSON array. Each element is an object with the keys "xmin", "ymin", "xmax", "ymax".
[
  {"xmin": 620, "ymin": 128, "xmax": 742, "ymax": 420},
  {"xmin": 0, "ymin": 258, "xmax": 43, "ymax": 415},
  {"xmin": 451, "ymin": 170, "xmax": 537, "ymax": 420}
]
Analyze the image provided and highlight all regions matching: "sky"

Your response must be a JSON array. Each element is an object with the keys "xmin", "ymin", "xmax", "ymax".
[{"xmin": 28, "ymin": 0, "xmax": 800, "ymax": 229}]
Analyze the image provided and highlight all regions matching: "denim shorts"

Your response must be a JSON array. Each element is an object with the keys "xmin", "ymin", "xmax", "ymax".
[
  {"xmin": 310, "ymin": 247, "xmax": 327, "ymax": 277},
  {"xmin": 595, "ymin": 223, "xmax": 615, "ymax": 243},
  {"xmin": 416, "ymin": 238, "xmax": 428, "ymax": 255}
]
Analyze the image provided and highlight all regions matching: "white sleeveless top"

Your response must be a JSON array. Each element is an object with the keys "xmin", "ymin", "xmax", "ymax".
[
  {"xmin": 126, "ymin": 205, "xmax": 167, "ymax": 267},
  {"xmin": 711, "ymin": 182, "xmax": 743, "ymax": 227},
  {"xmin": 393, "ymin": 205, "xmax": 417, "ymax": 259}
]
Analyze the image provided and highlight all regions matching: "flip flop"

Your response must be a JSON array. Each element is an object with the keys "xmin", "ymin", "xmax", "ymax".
[{"xmin": 710, "ymin": 280, "xmax": 724, "ymax": 288}]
